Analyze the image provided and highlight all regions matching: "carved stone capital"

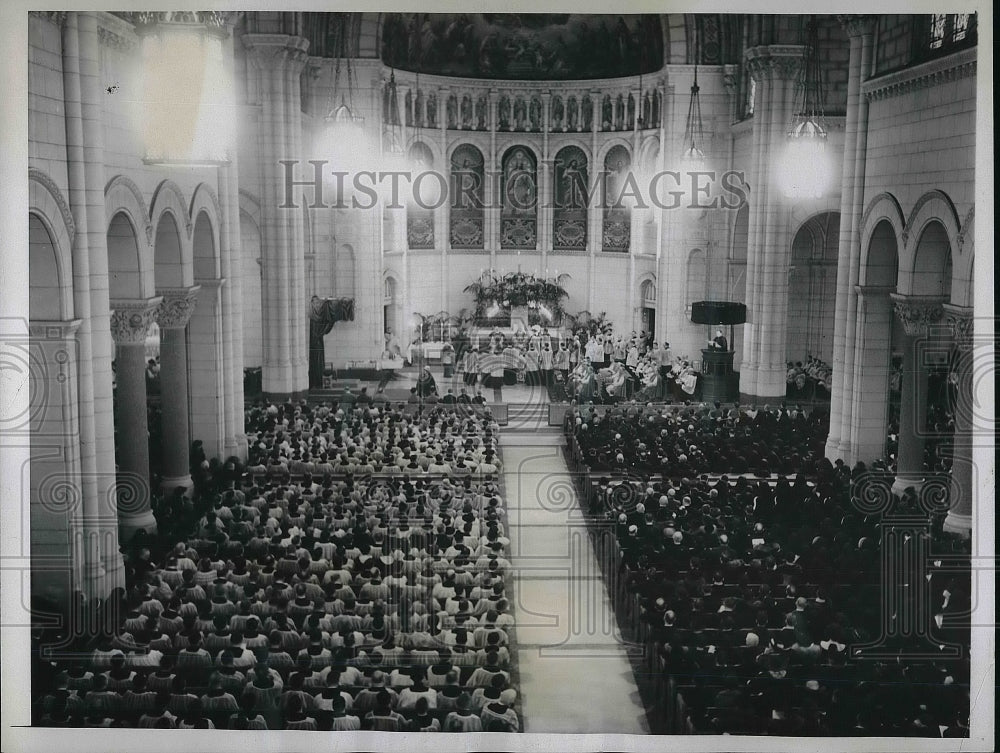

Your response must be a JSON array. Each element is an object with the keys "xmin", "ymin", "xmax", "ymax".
[
  {"xmin": 242, "ymin": 34, "xmax": 311, "ymax": 74},
  {"xmin": 30, "ymin": 11, "xmax": 68, "ymax": 27},
  {"xmin": 98, "ymin": 25, "xmax": 138, "ymax": 52},
  {"xmin": 890, "ymin": 294, "xmax": 946, "ymax": 337},
  {"xmin": 942, "ymin": 303, "xmax": 974, "ymax": 351},
  {"xmin": 129, "ymin": 11, "xmax": 235, "ymax": 38},
  {"xmin": 110, "ymin": 298, "xmax": 162, "ymax": 344},
  {"xmin": 155, "ymin": 287, "xmax": 200, "ymax": 329},
  {"xmin": 745, "ymin": 45, "xmax": 807, "ymax": 81},
  {"xmin": 838, "ymin": 15, "xmax": 877, "ymax": 38}
]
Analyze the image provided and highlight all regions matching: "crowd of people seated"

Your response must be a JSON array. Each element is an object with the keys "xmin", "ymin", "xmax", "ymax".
[
  {"xmin": 32, "ymin": 402, "xmax": 522, "ymax": 733},
  {"xmin": 786, "ymin": 357, "xmax": 832, "ymax": 400},
  {"xmin": 587, "ymin": 457, "xmax": 972, "ymax": 736},
  {"xmin": 568, "ymin": 402, "xmax": 830, "ymax": 477}
]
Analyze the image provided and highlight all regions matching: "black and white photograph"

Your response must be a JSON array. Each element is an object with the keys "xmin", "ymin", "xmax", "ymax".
[{"xmin": 0, "ymin": 3, "xmax": 994, "ymax": 752}]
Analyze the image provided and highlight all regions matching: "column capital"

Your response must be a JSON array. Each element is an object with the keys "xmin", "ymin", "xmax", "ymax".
[
  {"xmin": 156, "ymin": 286, "xmax": 200, "ymax": 329},
  {"xmin": 942, "ymin": 303, "xmax": 974, "ymax": 351},
  {"xmin": 242, "ymin": 34, "xmax": 310, "ymax": 73},
  {"xmin": 838, "ymin": 15, "xmax": 877, "ymax": 38},
  {"xmin": 110, "ymin": 298, "xmax": 162, "ymax": 344},
  {"xmin": 745, "ymin": 45, "xmax": 807, "ymax": 81},
  {"xmin": 890, "ymin": 293, "xmax": 946, "ymax": 336}
]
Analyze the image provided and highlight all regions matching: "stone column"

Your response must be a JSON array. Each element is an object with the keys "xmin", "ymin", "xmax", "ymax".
[
  {"xmin": 487, "ymin": 89, "xmax": 499, "ymax": 261},
  {"xmin": 188, "ymin": 278, "xmax": 226, "ymax": 460},
  {"xmin": 739, "ymin": 45, "xmax": 805, "ymax": 400},
  {"xmin": 827, "ymin": 16, "xmax": 877, "ymax": 460},
  {"xmin": 243, "ymin": 34, "xmax": 310, "ymax": 397},
  {"xmin": 109, "ymin": 298, "xmax": 161, "ymax": 537},
  {"xmin": 890, "ymin": 294, "xmax": 944, "ymax": 496},
  {"xmin": 28, "ymin": 318, "xmax": 86, "ymax": 608},
  {"xmin": 849, "ymin": 285, "xmax": 894, "ymax": 463},
  {"xmin": 156, "ymin": 287, "xmax": 199, "ymax": 492},
  {"xmin": 942, "ymin": 304, "xmax": 973, "ymax": 536},
  {"xmin": 67, "ymin": 12, "xmax": 123, "ymax": 598}
]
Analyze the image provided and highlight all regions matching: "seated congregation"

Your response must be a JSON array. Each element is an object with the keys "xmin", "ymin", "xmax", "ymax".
[{"xmin": 32, "ymin": 402, "xmax": 522, "ymax": 733}]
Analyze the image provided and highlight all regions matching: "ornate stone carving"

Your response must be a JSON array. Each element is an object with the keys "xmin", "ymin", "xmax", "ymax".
[
  {"xmin": 30, "ymin": 11, "xmax": 68, "ymax": 27},
  {"xmin": 838, "ymin": 15, "xmax": 877, "ymax": 38},
  {"xmin": 155, "ymin": 287, "xmax": 200, "ymax": 329},
  {"xmin": 744, "ymin": 45, "xmax": 807, "ymax": 81},
  {"xmin": 128, "ymin": 11, "xmax": 236, "ymax": 37},
  {"xmin": 957, "ymin": 205, "xmax": 974, "ymax": 253},
  {"xmin": 98, "ymin": 25, "xmax": 138, "ymax": 52},
  {"xmin": 242, "ymin": 34, "xmax": 310, "ymax": 73},
  {"xmin": 942, "ymin": 303, "xmax": 974, "ymax": 351},
  {"xmin": 863, "ymin": 47, "xmax": 976, "ymax": 102},
  {"xmin": 110, "ymin": 298, "xmax": 162, "ymax": 344},
  {"xmin": 29, "ymin": 168, "xmax": 76, "ymax": 247},
  {"xmin": 891, "ymin": 294, "xmax": 945, "ymax": 337}
]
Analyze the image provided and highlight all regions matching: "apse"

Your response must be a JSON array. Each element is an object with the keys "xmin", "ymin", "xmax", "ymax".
[{"xmin": 380, "ymin": 13, "xmax": 663, "ymax": 80}]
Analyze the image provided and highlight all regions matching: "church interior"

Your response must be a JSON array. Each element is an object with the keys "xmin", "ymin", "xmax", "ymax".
[{"xmin": 12, "ymin": 10, "xmax": 990, "ymax": 740}]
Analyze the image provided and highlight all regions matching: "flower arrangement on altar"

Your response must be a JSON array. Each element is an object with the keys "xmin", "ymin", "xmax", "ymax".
[{"xmin": 464, "ymin": 268, "xmax": 571, "ymax": 325}]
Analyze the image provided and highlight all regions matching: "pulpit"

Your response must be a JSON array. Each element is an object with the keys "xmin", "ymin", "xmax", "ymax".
[
  {"xmin": 700, "ymin": 348, "xmax": 736, "ymax": 402},
  {"xmin": 690, "ymin": 300, "xmax": 746, "ymax": 403}
]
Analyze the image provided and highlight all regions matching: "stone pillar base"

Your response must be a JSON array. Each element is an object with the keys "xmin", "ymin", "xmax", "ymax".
[
  {"xmin": 159, "ymin": 475, "xmax": 194, "ymax": 495},
  {"xmin": 942, "ymin": 510, "xmax": 972, "ymax": 537},
  {"xmin": 119, "ymin": 509, "xmax": 158, "ymax": 541},
  {"xmin": 891, "ymin": 474, "xmax": 925, "ymax": 497}
]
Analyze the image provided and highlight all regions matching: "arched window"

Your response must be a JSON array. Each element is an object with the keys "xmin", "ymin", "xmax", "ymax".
[
  {"xmin": 553, "ymin": 145, "xmax": 588, "ymax": 251},
  {"xmin": 449, "ymin": 144, "xmax": 484, "ymax": 249},
  {"xmin": 407, "ymin": 141, "xmax": 435, "ymax": 249},
  {"xmin": 500, "ymin": 146, "xmax": 537, "ymax": 249},
  {"xmin": 640, "ymin": 278, "xmax": 657, "ymax": 305},
  {"xmin": 602, "ymin": 145, "xmax": 631, "ymax": 252}
]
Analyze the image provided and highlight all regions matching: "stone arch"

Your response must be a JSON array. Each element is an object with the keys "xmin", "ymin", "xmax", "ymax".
[
  {"xmin": 189, "ymin": 183, "xmax": 223, "ymax": 280},
  {"xmin": 787, "ymin": 211, "xmax": 839, "ymax": 362},
  {"xmin": 859, "ymin": 192, "xmax": 905, "ymax": 281},
  {"xmin": 28, "ymin": 169, "xmax": 75, "ymax": 320},
  {"xmin": 595, "ymin": 138, "xmax": 633, "ymax": 169},
  {"xmin": 106, "ymin": 210, "xmax": 151, "ymax": 299},
  {"xmin": 238, "ymin": 188, "xmax": 262, "ymax": 231},
  {"xmin": 637, "ymin": 273, "xmax": 657, "ymax": 304},
  {"xmin": 952, "ymin": 206, "xmax": 974, "ymax": 307},
  {"xmin": 862, "ymin": 220, "xmax": 900, "ymax": 288},
  {"xmin": 898, "ymin": 189, "xmax": 960, "ymax": 295},
  {"xmin": 150, "ymin": 179, "xmax": 192, "ymax": 238},
  {"xmin": 105, "ymin": 174, "xmax": 153, "ymax": 247}
]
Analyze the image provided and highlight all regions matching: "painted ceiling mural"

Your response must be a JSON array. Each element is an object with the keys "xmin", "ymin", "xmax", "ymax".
[{"xmin": 380, "ymin": 14, "xmax": 664, "ymax": 80}]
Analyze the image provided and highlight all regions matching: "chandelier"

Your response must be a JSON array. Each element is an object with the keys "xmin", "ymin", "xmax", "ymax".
[
  {"xmin": 680, "ymin": 31, "xmax": 705, "ymax": 172},
  {"xmin": 319, "ymin": 13, "xmax": 370, "ymax": 192},
  {"xmin": 777, "ymin": 16, "xmax": 832, "ymax": 199}
]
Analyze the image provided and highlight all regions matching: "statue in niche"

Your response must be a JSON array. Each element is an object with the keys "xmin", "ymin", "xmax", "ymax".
[
  {"xmin": 405, "ymin": 90, "xmax": 413, "ymax": 127},
  {"xmin": 427, "ymin": 92, "xmax": 437, "ymax": 128},
  {"xmin": 529, "ymin": 97, "xmax": 542, "ymax": 132},
  {"xmin": 652, "ymin": 91, "xmax": 661, "ymax": 127},
  {"xmin": 601, "ymin": 95, "xmax": 612, "ymax": 131},
  {"xmin": 556, "ymin": 153, "xmax": 587, "ymax": 210},
  {"xmin": 460, "ymin": 95, "xmax": 472, "ymax": 128},
  {"xmin": 566, "ymin": 97, "xmax": 578, "ymax": 131},
  {"xmin": 615, "ymin": 95, "xmax": 624, "ymax": 130},
  {"xmin": 626, "ymin": 93, "xmax": 635, "ymax": 130},
  {"xmin": 414, "ymin": 91, "xmax": 424, "ymax": 127},
  {"xmin": 582, "ymin": 95, "xmax": 593, "ymax": 131},
  {"xmin": 475, "ymin": 96, "xmax": 486, "ymax": 129},
  {"xmin": 513, "ymin": 98, "xmax": 527, "ymax": 131},
  {"xmin": 551, "ymin": 96, "xmax": 564, "ymax": 131},
  {"xmin": 505, "ymin": 149, "xmax": 536, "ymax": 214},
  {"xmin": 498, "ymin": 96, "xmax": 511, "ymax": 130},
  {"xmin": 447, "ymin": 94, "xmax": 459, "ymax": 129}
]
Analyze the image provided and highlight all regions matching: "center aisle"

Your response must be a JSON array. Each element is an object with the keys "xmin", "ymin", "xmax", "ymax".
[{"xmin": 500, "ymin": 429, "xmax": 650, "ymax": 734}]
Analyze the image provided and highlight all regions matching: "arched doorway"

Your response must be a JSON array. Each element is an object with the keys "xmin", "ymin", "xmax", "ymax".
[
  {"xmin": 188, "ymin": 210, "xmax": 225, "ymax": 460},
  {"xmin": 786, "ymin": 212, "xmax": 839, "ymax": 366},
  {"xmin": 639, "ymin": 278, "xmax": 656, "ymax": 340},
  {"xmin": 852, "ymin": 219, "xmax": 899, "ymax": 463}
]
